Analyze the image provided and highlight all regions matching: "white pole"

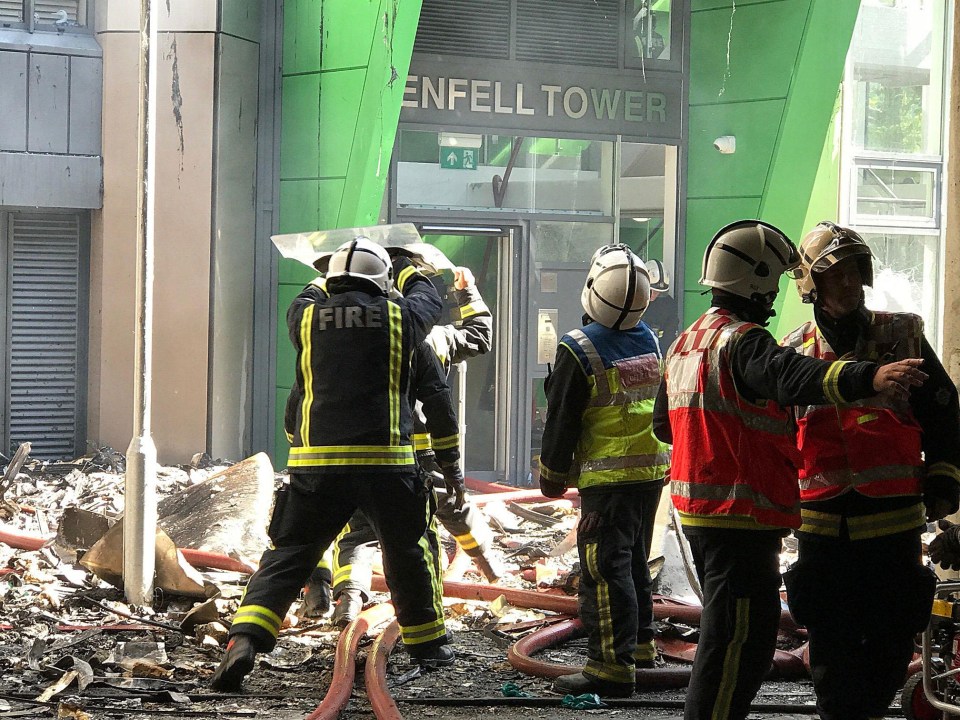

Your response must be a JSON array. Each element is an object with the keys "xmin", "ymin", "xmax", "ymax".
[
  {"xmin": 124, "ymin": 0, "xmax": 159, "ymax": 606},
  {"xmin": 457, "ymin": 362, "xmax": 467, "ymax": 473}
]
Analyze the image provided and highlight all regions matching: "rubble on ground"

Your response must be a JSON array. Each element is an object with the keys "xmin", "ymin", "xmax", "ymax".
[{"xmin": 0, "ymin": 447, "xmax": 931, "ymax": 718}]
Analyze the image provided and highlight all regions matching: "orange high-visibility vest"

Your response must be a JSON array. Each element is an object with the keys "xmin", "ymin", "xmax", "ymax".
[
  {"xmin": 781, "ymin": 312, "xmax": 923, "ymax": 502},
  {"xmin": 666, "ymin": 308, "xmax": 800, "ymax": 530}
]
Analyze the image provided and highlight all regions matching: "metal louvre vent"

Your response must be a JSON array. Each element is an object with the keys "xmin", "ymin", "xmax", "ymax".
[
  {"xmin": 0, "ymin": 0, "xmax": 23, "ymax": 22},
  {"xmin": 8, "ymin": 214, "xmax": 82, "ymax": 460},
  {"xmin": 516, "ymin": 0, "xmax": 620, "ymax": 68},
  {"xmin": 415, "ymin": 0, "xmax": 510, "ymax": 59}
]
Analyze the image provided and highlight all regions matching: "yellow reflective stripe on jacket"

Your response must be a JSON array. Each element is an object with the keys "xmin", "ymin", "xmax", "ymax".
[
  {"xmin": 431, "ymin": 433, "xmax": 458, "ymax": 451},
  {"xmin": 822, "ymin": 360, "xmax": 851, "ymax": 405},
  {"xmin": 288, "ymin": 445, "xmax": 415, "ymax": 466},
  {"xmin": 539, "ymin": 462, "xmax": 570, "ymax": 486},
  {"xmin": 298, "ymin": 305, "xmax": 315, "ymax": 445},
  {"xmin": 456, "ymin": 300, "xmax": 489, "ymax": 320},
  {"xmin": 413, "ymin": 433, "xmax": 432, "ymax": 451},
  {"xmin": 671, "ymin": 478, "xmax": 799, "ymax": 517},
  {"xmin": 929, "ymin": 461, "xmax": 960, "ymax": 483},
  {"xmin": 387, "ymin": 301, "xmax": 402, "ymax": 446},
  {"xmin": 676, "ymin": 510, "xmax": 775, "ymax": 531},
  {"xmin": 232, "ymin": 604, "xmax": 283, "ymax": 637},
  {"xmin": 396, "ymin": 265, "xmax": 417, "ymax": 293},
  {"xmin": 799, "ymin": 503, "xmax": 925, "ymax": 540}
]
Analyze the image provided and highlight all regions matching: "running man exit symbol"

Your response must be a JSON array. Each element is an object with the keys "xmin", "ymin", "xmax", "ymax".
[{"xmin": 440, "ymin": 147, "xmax": 477, "ymax": 170}]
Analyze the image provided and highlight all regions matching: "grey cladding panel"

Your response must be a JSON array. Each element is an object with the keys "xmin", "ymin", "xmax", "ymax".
[
  {"xmin": 28, "ymin": 53, "xmax": 69, "ymax": 153},
  {"xmin": 516, "ymin": 0, "xmax": 620, "ymax": 68},
  {"xmin": 68, "ymin": 56, "xmax": 102, "ymax": 155},
  {"xmin": 415, "ymin": 0, "xmax": 510, "ymax": 59},
  {"xmin": 7, "ymin": 213, "xmax": 83, "ymax": 460},
  {"xmin": 0, "ymin": 152, "xmax": 102, "ymax": 208},
  {"xmin": 0, "ymin": 51, "xmax": 27, "ymax": 151},
  {"xmin": 220, "ymin": 0, "xmax": 261, "ymax": 42}
]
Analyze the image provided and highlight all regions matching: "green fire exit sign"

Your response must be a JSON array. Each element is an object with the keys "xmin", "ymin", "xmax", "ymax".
[{"xmin": 439, "ymin": 147, "xmax": 478, "ymax": 170}]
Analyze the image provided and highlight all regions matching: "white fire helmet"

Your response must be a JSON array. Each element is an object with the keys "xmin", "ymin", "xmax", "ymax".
[
  {"xmin": 700, "ymin": 220, "xmax": 800, "ymax": 305},
  {"xmin": 325, "ymin": 237, "xmax": 393, "ymax": 295},
  {"xmin": 645, "ymin": 259, "xmax": 670, "ymax": 292},
  {"xmin": 580, "ymin": 244, "xmax": 651, "ymax": 330}
]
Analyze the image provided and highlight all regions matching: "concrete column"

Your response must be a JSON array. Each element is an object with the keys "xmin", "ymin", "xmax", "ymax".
[{"xmin": 944, "ymin": 6, "xmax": 960, "ymax": 384}]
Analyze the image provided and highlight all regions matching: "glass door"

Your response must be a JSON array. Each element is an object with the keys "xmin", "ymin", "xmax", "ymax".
[{"xmin": 418, "ymin": 226, "xmax": 515, "ymax": 482}]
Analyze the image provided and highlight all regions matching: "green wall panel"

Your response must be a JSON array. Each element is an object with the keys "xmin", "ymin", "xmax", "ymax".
[
  {"xmin": 690, "ymin": 1, "xmax": 807, "ymax": 105},
  {"xmin": 280, "ymin": 74, "xmax": 321, "ymax": 179},
  {"xmin": 278, "ymin": 179, "xmax": 320, "ymax": 233},
  {"xmin": 686, "ymin": 99, "xmax": 785, "ymax": 198},
  {"xmin": 691, "ymin": 0, "xmax": 770, "ymax": 11},
  {"xmin": 683, "ymin": 196, "xmax": 761, "ymax": 299},
  {"xmin": 321, "ymin": 1, "xmax": 384, "ymax": 71},
  {"xmin": 317, "ymin": 68, "xmax": 367, "ymax": 178},
  {"xmin": 283, "ymin": 0, "xmax": 323, "ymax": 75},
  {"xmin": 275, "ymin": 0, "xmax": 424, "ymax": 466},
  {"xmin": 684, "ymin": 0, "xmax": 859, "ymax": 329}
]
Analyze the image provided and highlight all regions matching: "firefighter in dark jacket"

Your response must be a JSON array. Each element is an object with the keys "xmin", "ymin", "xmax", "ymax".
[
  {"xmin": 211, "ymin": 237, "xmax": 450, "ymax": 692},
  {"xmin": 780, "ymin": 221, "xmax": 960, "ymax": 720},
  {"xmin": 313, "ymin": 338, "xmax": 470, "ymax": 627},
  {"xmin": 300, "ymin": 265, "xmax": 501, "ymax": 627},
  {"xmin": 652, "ymin": 220, "xmax": 927, "ymax": 720},
  {"xmin": 539, "ymin": 244, "xmax": 671, "ymax": 698}
]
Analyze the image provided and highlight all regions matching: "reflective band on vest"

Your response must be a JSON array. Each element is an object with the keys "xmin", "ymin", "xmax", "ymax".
[
  {"xmin": 565, "ymin": 327, "xmax": 670, "ymax": 490},
  {"xmin": 781, "ymin": 314, "xmax": 923, "ymax": 502},
  {"xmin": 667, "ymin": 309, "xmax": 800, "ymax": 529}
]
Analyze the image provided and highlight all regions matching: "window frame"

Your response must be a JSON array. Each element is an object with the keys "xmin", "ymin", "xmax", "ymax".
[{"xmin": 0, "ymin": 0, "xmax": 92, "ymax": 33}]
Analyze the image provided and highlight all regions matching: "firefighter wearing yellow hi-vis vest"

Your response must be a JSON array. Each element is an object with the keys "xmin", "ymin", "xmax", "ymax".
[
  {"xmin": 538, "ymin": 244, "xmax": 671, "ymax": 699},
  {"xmin": 211, "ymin": 237, "xmax": 451, "ymax": 692}
]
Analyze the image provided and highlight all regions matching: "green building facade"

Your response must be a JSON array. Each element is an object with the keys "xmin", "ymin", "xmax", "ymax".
[{"xmin": 272, "ymin": 0, "xmax": 941, "ymax": 482}]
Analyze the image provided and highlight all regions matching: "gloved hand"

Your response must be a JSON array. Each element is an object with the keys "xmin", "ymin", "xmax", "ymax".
[
  {"xmin": 540, "ymin": 478, "xmax": 566, "ymax": 499},
  {"xmin": 923, "ymin": 474, "xmax": 960, "ymax": 522},
  {"xmin": 929, "ymin": 521, "xmax": 960, "ymax": 571},
  {"xmin": 439, "ymin": 462, "xmax": 466, "ymax": 510},
  {"xmin": 453, "ymin": 267, "xmax": 475, "ymax": 290}
]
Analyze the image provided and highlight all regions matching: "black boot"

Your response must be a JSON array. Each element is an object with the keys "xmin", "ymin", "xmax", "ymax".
[
  {"xmin": 211, "ymin": 634, "xmax": 257, "ymax": 692},
  {"xmin": 331, "ymin": 590, "xmax": 363, "ymax": 629},
  {"xmin": 407, "ymin": 642, "xmax": 456, "ymax": 667},
  {"xmin": 300, "ymin": 568, "xmax": 333, "ymax": 618},
  {"xmin": 552, "ymin": 671, "xmax": 634, "ymax": 698}
]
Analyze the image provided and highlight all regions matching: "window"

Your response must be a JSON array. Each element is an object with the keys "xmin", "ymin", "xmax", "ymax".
[
  {"xmin": 841, "ymin": 0, "xmax": 947, "ymax": 345},
  {"xmin": 625, "ymin": 0, "xmax": 674, "ymax": 66},
  {"xmin": 0, "ymin": 1, "xmax": 88, "ymax": 28}
]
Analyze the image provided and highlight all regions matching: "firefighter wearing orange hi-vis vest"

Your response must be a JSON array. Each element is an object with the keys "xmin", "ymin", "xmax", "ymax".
[
  {"xmin": 653, "ymin": 219, "xmax": 928, "ymax": 720},
  {"xmin": 780, "ymin": 221, "xmax": 960, "ymax": 720},
  {"xmin": 211, "ymin": 237, "xmax": 451, "ymax": 692}
]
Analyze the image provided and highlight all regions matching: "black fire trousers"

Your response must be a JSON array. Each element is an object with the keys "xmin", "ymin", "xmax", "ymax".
[
  {"xmin": 788, "ymin": 530, "xmax": 934, "ymax": 720},
  {"xmin": 577, "ymin": 482, "xmax": 663, "ymax": 686},
  {"xmin": 332, "ymin": 491, "xmax": 493, "ymax": 599},
  {"xmin": 683, "ymin": 528, "xmax": 784, "ymax": 720},
  {"xmin": 228, "ymin": 472, "xmax": 446, "ymax": 652}
]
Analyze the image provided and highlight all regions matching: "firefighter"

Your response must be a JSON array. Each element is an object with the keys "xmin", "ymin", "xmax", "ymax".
[
  {"xmin": 653, "ymin": 219, "xmax": 927, "ymax": 720},
  {"xmin": 641, "ymin": 258, "xmax": 681, "ymax": 351},
  {"xmin": 301, "ymin": 264, "xmax": 501, "ymax": 627},
  {"xmin": 211, "ymin": 237, "xmax": 450, "ymax": 692},
  {"xmin": 538, "ymin": 244, "xmax": 671, "ymax": 698},
  {"xmin": 781, "ymin": 221, "xmax": 960, "ymax": 720}
]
